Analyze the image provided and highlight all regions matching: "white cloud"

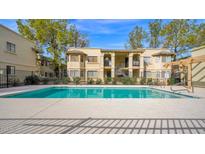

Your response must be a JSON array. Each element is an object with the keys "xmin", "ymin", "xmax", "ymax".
[{"xmin": 70, "ymin": 19, "xmax": 117, "ymax": 34}]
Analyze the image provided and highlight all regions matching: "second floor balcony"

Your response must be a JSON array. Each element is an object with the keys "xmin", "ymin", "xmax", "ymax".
[
  {"xmin": 133, "ymin": 60, "xmax": 140, "ymax": 67},
  {"xmin": 104, "ymin": 60, "xmax": 112, "ymax": 67},
  {"xmin": 104, "ymin": 55, "xmax": 112, "ymax": 67}
]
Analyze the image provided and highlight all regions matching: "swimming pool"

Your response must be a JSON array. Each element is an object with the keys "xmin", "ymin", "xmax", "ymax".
[{"xmin": 1, "ymin": 87, "xmax": 194, "ymax": 98}]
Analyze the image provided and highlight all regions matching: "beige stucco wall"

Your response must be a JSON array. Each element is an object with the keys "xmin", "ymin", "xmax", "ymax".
[
  {"xmin": 67, "ymin": 48, "xmax": 173, "ymax": 81},
  {"xmin": 192, "ymin": 46, "xmax": 205, "ymax": 87},
  {"xmin": 40, "ymin": 65, "xmax": 55, "ymax": 78},
  {"xmin": 142, "ymin": 49, "xmax": 172, "ymax": 70},
  {"xmin": 141, "ymin": 49, "xmax": 172, "ymax": 78},
  {"xmin": 0, "ymin": 25, "xmax": 39, "ymax": 82},
  {"xmin": 67, "ymin": 48, "xmax": 103, "ymax": 81}
]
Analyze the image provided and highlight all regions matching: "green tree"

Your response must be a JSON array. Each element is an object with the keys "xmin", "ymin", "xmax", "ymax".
[
  {"xmin": 160, "ymin": 19, "xmax": 196, "ymax": 54},
  {"xmin": 16, "ymin": 19, "xmax": 68, "ymax": 78},
  {"xmin": 148, "ymin": 19, "xmax": 162, "ymax": 48},
  {"xmin": 67, "ymin": 25, "xmax": 89, "ymax": 47},
  {"xmin": 126, "ymin": 26, "xmax": 147, "ymax": 49},
  {"xmin": 193, "ymin": 23, "xmax": 205, "ymax": 46}
]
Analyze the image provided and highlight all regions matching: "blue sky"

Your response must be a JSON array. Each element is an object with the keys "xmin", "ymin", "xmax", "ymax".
[
  {"xmin": 0, "ymin": 19, "xmax": 156, "ymax": 49},
  {"xmin": 0, "ymin": 19, "xmax": 205, "ymax": 49}
]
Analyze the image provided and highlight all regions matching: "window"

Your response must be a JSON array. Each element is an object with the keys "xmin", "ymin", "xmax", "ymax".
[
  {"xmin": 64, "ymin": 70, "xmax": 67, "ymax": 77},
  {"xmin": 87, "ymin": 56, "xmax": 97, "ymax": 63},
  {"xmin": 41, "ymin": 60, "xmax": 44, "ymax": 66},
  {"xmin": 45, "ymin": 72, "xmax": 48, "ymax": 77},
  {"xmin": 45, "ymin": 61, "xmax": 50, "ymax": 66},
  {"xmin": 144, "ymin": 71, "xmax": 151, "ymax": 78},
  {"xmin": 49, "ymin": 73, "xmax": 53, "ymax": 77},
  {"xmin": 144, "ymin": 56, "xmax": 151, "ymax": 65},
  {"xmin": 6, "ymin": 66, "xmax": 15, "ymax": 75},
  {"xmin": 155, "ymin": 56, "xmax": 160, "ymax": 63},
  {"xmin": 87, "ymin": 71, "xmax": 97, "ymax": 78},
  {"xmin": 7, "ymin": 42, "xmax": 16, "ymax": 53},
  {"xmin": 80, "ymin": 70, "xmax": 85, "ymax": 77},
  {"xmin": 161, "ymin": 71, "xmax": 171, "ymax": 78},
  {"xmin": 156, "ymin": 71, "xmax": 160, "ymax": 78},
  {"xmin": 70, "ymin": 70, "xmax": 80, "ymax": 77},
  {"xmin": 162, "ymin": 56, "xmax": 171, "ymax": 63},
  {"xmin": 80, "ymin": 56, "xmax": 84, "ymax": 62},
  {"xmin": 70, "ymin": 55, "xmax": 79, "ymax": 62}
]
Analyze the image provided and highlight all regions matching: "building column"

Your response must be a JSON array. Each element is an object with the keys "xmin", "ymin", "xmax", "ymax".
[
  {"xmin": 188, "ymin": 62, "xmax": 193, "ymax": 92},
  {"xmin": 100, "ymin": 53, "xmax": 104, "ymax": 81},
  {"xmin": 85, "ymin": 69, "xmax": 87, "ymax": 82},
  {"xmin": 111, "ymin": 53, "xmax": 115, "ymax": 78},
  {"xmin": 140, "ymin": 55, "xmax": 144, "ymax": 77},
  {"xmin": 128, "ymin": 53, "xmax": 133, "ymax": 77}
]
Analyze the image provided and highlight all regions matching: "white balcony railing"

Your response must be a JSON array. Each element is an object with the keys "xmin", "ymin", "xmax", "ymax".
[
  {"xmin": 133, "ymin": 61, "xmax": 140, "ymax": 66},
  {"xmin": 104, "ymin": 60, "xmax": 112, "ymax": 67}
]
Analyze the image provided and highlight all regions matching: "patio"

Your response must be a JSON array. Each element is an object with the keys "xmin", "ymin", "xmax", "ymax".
[{"xmin": 0, "ymin": 85, "xmax": 205, "ymax": 134}]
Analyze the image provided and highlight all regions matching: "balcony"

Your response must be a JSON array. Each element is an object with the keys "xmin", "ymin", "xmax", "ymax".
[
  {"xmin": 104, "ymin": 55, "xmax": 112, "ymax": 67},
  {"xmin": 104, "ymin": 60, "xmax": 111, "ymax": 67},
  {"xmin": 133, "ymin": 60, "xmax": 140, "ymax": 67},
  {"xmin": 116, "ymin": 63, "xmax": 128, "ymax": 68}
]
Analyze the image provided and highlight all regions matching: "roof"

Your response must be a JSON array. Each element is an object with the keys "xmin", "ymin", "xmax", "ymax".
[
  {"xmin": 40, "ymin": 56, "xmax": 53, "ymax": 61},
  {"xmin": 68, "ymin": 47, "xmax": 171, "ymax": 53},
  {"xmin": 192, "ymin": 45, "xmax": 205, "ymax": 52},
  {"xmin": 152, "ymin": 50, "xmax": 175, "ymax": 56},
  {"xmin": 101, "ymin": 48, "xmax": 145, "ymax": 53},
  {"xmin": 67, "ymin": 50, "xmax": 86, "ymax": 55}
]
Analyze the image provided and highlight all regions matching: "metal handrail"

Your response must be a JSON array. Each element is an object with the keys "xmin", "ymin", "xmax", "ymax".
[{"xmin": 170, "ymin": 82, "xmax": 193, "ymax": 93}]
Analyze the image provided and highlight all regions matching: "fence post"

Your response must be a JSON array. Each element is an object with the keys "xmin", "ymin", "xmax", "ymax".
[{"xmin": 6, "ymin": 68, "xmax": 9, "ymax": 88}]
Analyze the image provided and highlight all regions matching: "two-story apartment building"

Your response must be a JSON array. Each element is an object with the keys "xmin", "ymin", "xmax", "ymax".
[
  {"xmin": 40, "ymin": 56, "xmax": 56, "ymax": 78},
  {"xmin": 40, "ymin": 56, "xmax": 67, "ymax": 79},
  {"xmin": 67, "ymin": 48, "xmax": 175, "ymax": 81},
  {"xmin": 0, "ymin": 24, "xmax": 39, "ymax": 86}
]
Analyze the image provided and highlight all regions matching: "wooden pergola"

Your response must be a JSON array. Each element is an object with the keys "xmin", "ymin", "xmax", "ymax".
[{"xmin": 164, "ymin": 55, "xmax": 205, "ymax": 92}]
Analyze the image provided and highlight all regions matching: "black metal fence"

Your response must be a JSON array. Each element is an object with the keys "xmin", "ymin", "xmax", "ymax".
[{"xmin": 0, "ymin": 68, "xmax": 34, "ymax": 88}]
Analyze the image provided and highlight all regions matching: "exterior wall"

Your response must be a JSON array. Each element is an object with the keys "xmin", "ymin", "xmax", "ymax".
[
  {"xmin": 0, "ymin": 25, "xmax": 39, "ymax": 82},
  {"xmin": 115, "ymin": 53, "xmax": 129, "ymax": 67},
  {"xmin": 67, "ymin": 48, "xmax": 173, "ymax": 82},
  {"xmin": 67, "ymin": 48, "xmax": 102, "ymax": 81},
  {"xmin": 40, "ymin": 59, "xmax": 67, "ymax": 79},
  {"xmin": 39, "ymin": 61, "xmax": 55, "ymax": 78},
  {"xmin": 141, "ymin": 49, "xmax": 172, "ymax": 79},
  {"xmin": 192, "ymin": 46, "xmax": 205, "ymax": 87}
]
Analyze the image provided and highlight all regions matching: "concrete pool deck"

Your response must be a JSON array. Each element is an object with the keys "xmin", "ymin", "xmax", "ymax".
[{"xmin": 0, "ymin": 85, "xmax": 205, "ymax": 134}]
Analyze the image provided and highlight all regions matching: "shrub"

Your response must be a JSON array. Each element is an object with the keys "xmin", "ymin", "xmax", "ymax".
[
  {"xmin": 104, "ymin": 78, "xmax": 108, "ymax": 84},
  {"xmin": 147, "ymin": 78, "xmax": 153, "ymax": 85},
  {"xmin": 140, "ymin": 77, "xmax": 146, "ymax": 85},
  {"xmin": 131, "ymin": 77, "xmax": 139, "ymax": 85},
  {"xmin": 62, "ymin": 77, "xmax": 70, "ymax": 84},
  {"xmin": 122, "ymin": 77, "xmax": 133, "ymax": 85},
  {"xmin": 167, "ymin": 77, "xmax": 175, "ymax": 85},
  {"xmin": 112, "ymin": 77, "xmax": 117, "ymax": 85},
  {"xmin": 53, "ymin": 79, "xmax": 61, "ymax": 84},
  {"xmin": 96, "ymin": 78, "xmax": 102, "ymax": 85},
  {"xmin": 87, "ymin": 78, "xmax": 94, "ymax": 84},
  {"xmin": 104, "ymin": 77, "xmax": 112, "ymax": 84},
  {"xmin": 41, "ymin": 78, "xmax": 49, "ymax": 84},
  {"xmin": 152, "ymin": 79, "xmax": 159, "ymax": 85},
  {"xmin": 73, "ymin": 77, "xmax": 81, "ymax": 85},
  {"xmin": 24, "ymin": 75, "xmax": 40, "ymax": 85}
]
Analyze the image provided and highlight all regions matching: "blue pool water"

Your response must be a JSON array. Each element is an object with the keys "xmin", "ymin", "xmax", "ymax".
[{"xmin": 1, "ymin": 87, "xmax": 193, "ymax": 98}]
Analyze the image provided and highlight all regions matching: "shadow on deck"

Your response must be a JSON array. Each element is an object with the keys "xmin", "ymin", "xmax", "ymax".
[{"xmin": 0, "ymin": 118, "xmax": 205, "ymax": 134}]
